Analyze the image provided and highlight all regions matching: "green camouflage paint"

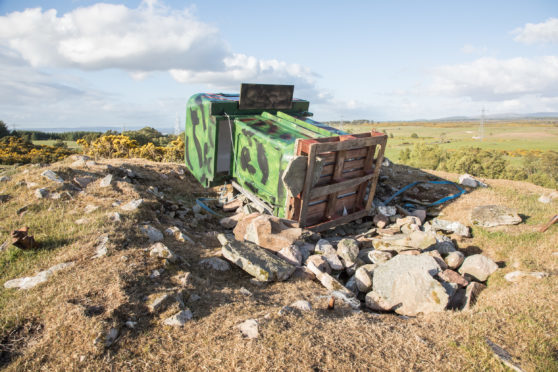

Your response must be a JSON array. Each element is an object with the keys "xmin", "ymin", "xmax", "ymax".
[{"xmin": 184, "ymin": 92, "xmax": 347, "ymax": 217}]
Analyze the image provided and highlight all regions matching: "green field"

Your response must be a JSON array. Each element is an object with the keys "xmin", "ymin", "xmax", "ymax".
[
  {"xmin": 337, "ymin": 120, "xmax": 558, "ymax": 163},
  {"xmin": 32, "ymin": 140, "xmax": 81, "ymax": 149}
]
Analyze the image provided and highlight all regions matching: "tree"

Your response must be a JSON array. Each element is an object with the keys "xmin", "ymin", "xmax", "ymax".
[{"xmin": 0, "ymin": 121, "xmax": 9, "ymax": 138}]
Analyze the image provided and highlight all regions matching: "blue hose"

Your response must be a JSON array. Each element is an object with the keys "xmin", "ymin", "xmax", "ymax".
[
  {"xmin": 380, "ymin": 180, "xmax": 466, "ymax": 208},
  {"xmin": 195, "ymin": 198, "xmax": 225, "ymax": 217}
]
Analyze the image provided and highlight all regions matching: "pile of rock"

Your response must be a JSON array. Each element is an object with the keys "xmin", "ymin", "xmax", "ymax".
[{"xmin": 217, "ymin": 201, "xmax": 501, "ymax": 316}]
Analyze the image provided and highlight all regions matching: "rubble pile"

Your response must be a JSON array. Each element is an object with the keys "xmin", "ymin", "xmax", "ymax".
[{"xmin": 217, "ymin": 192, "xmax": 501, "ymax": 316}]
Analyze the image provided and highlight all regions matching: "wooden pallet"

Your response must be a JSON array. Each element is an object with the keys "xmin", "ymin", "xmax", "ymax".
[{"xmin": 287, "ymin": 131, "xmax": 387, "ymax": 232}]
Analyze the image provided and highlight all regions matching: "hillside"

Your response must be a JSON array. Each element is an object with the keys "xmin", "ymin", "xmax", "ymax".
[{"xmin": 0, "ymin": 157, "xmax": 556, "ymax": 371}]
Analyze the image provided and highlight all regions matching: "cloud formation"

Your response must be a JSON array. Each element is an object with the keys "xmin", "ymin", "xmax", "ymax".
[
  {"xmin": 431, "ymin": 56, "xmax": 558, "ymax": 101},
  {"xmin": 512, "ymin": 18, "xmax": 558, "ymax": 44}
]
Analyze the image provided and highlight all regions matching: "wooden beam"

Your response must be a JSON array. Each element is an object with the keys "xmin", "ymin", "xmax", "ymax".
[
  {"xmin": 298, "ymin": 144, "xmax": 317, "ymax": 227},
  {"xmin": 309, "ymin": 172, "xmax": 375, "ymax": 199},
  {"xmin": 308, "ymin": 209, "xmax": 370, "ymax": 232},
  {"xmin": 325, "ymin": 150, "xmax": 346, "ymax": 218}
]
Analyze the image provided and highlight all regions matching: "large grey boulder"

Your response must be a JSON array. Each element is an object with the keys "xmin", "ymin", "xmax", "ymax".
[
  {"xmin": 372, "ymin": 255, "xmax": 447, "ymax": 316},
  {"xmin": 222, "ymin": 240, "xmax": 295, "ymax": 281},
  {"xmin": 459, "ymin": 254, "xmax": 498, "ymax": 281},
  {"xmin": 470, "ymin": 205, "xmax": 522, "ymax": 227}
]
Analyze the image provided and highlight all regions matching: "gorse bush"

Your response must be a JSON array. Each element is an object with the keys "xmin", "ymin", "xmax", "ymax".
[
  {"xmin": 399, "ymin": 143, "xmax": 557, "ymax": 189},
  {"xmin": 78, "ymin": 134, "xmax": 185, "ymax": 162},
  {"xmin": 0, "ymin": 136, "xmax": 75, "ymax": 165}
]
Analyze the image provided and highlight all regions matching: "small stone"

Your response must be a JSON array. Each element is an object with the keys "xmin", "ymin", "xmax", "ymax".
[
  {"xmin": 84, "ymin": 204, "xmax": 99, "ymax": 214},
  {"xmin": 99, "ymin": 174, "xmax": 113, "ymax": 188},
  {"xmin": 163, "ymin": 309, "xmax": 193, "ymax": 327},
  {"xmin": 367, "ymin": 250, "xmax": 393, "ymax": 264},
  {"xmin": 140, "ymin": 225, "xmax": 164, "ymax": 242},
  {"xmin": 104, "ymin": 328, "xmax": 119, "ymax": 347},
  {"xmin": 306, "ymin": 261, "xmax": 356, "ymax": 299},
  {"xmin": 107, "ymin": 212, "xmax": 121, "ymax": 223},
  {"xmin": 220, "ymin": 213, "xmax": 245, "ymax": 229},
  {"xmin": 296, "ymin": 242, "xmax": 314, "ymax": 262},
  {"xmin": 431, "ymin": 218, "xmax": 470, "ymax": 237},
  {"xmin": 121, "ymin": 199, "xmax": 143, "ymax": 211},
  {"xmin": 305, "ymin": 254, "xmax": 331, "ymax": 274},
  {"xmin": 462, "ymin": 282, "xmax": 486, "ymax": 310},
  {"xmin": 149, "ymin": 242, "xmax": 177, "ymax": 262},
  {"xmin": 355, "ymin": 264, "xmax": 376, "ymax": 292},
  {"xmin": 445, "ymin": 251, "xmax": 465, "ymax": 269},
  {"xmin": 34, "ymin": 188, "xmax": 48, "ymax": 199},
  {"xmin": 373, "ymin": 213, "xmax": 390, "ymax": 228},
  {"xmin": 377, "ymin": 206, "xmax": 396, "ymax": 217},
  {"xmin": 92, "ymin": 234, "xmax": 109, "ymax": 258},
  {"xmin": 438, "ymin": 269, "xmax": 469, "ymax": 287},
  {"xmin": 336, "ymin": 238, "xmax": 360, "ymax": 266},
  {"xmin": 396, "ymin": 216, "xmax": 422, "ymax": 227},
  {"xmin": 188, "ymin": 293, "xmax": 201, "ymax": 302},
  {"xmin": 459, "ymin": 254, "xmax": 498, "ymax": 281},
  {"xmin": 422, "ymin": 250, "xmax": 448, "ymax": 270},
  {"xmin": 504, "ymin": 271, "xmax": 549, "ymax": 282},
  {"xmin": 41, "ymin": 170, "xmax": 64, "ymax": 183},
  {"xmin": 165, "ymin": 226, "xmax": 194, "ymax": 243},
  {"xmin": 365, "ymin": 291, "xmax": 394, "ymax": 312},
  {"xmin": 150, "ymin": 269, "xmax": 162, "ymax": 279},
  {"xmin": 125, "ymin": 321, "xmax": 137, "ymax": 329},
  {"xmin": 4, "ymin": 262, "xmax": 74, "ymax": 290},
  {"xmin": 410, "ymin": 209, "xmax": 427, "ymax": 224},
  {"xmin": 223, "ymin": 198, "xmax": 243, "ymax": 212},
  {"xmin": 345, "ymin": 275, "xmax": 358, "ymax": 293},
  {"xmin": 458, "ymin": 174, "xmax": 487, "ymax": 188},
  {"xmin": 73, "ymin": 176, "xmax": 94, "ymax": 189},
  {"xmin": 239, "ymin": 287, "xmax": 253, "ymax": 296},
  {"xmin": 238, "ymin": 319, "xmax": 259, "ymax": 339},
  {"xmin": 277, "ymin": 244, "xmax": 302, "ymax": 266},
  {"xmin": 290, "ymin": 300, "xmax": 312, "ymax": 311},
  {"xmin": 148, "ymin": 293, "xmax": 173, "ymax": 312},
  {"xmin": 26, "ymin": 182, "xmax": 39, "ymax": 189},
  {"xmin": 199, "ymin": 257, "xmax": 230, "ymax": 271},
  {"xmin": 75, "ymin": 218, "xmax": 89, "ymax": 225},
  {"xmin": 0, "ymin": 176, "xmax": 10, "ymax": 182},
  {"xmin": 290, "ymin": 266, "xmax": 316, "ymax": 280},
  {"xmin": 314, "ymin": 239, "xmax": 343, "ymax": 271}
]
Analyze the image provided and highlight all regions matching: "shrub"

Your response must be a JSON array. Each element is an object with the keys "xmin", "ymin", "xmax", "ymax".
[{"xmin": 0, "ymin": 136, "xmax": 75, "ymax": 165}]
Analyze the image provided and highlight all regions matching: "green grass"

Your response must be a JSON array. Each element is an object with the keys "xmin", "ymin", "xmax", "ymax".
[{"xmin": 32, "ymin": 140, "xmax": 81, "ymax": 149}]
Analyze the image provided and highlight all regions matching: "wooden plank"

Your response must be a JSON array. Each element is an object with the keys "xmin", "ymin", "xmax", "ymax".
[
  {"xmin": 308, "ymin": 209, "xmax": 370, "ymax": 232},
  {"xmin": 356, "ymin": 145, "xmax": 377, "ymax": 206},
  {"xmin": 315, "ymin": 136, "xmax": 386, "ymax": 153},
  {"xmin": 365, "ymin": 142, "xmax": 386, "ymax": 210},
  {"xmin": 231, "ymin": 180, "xmax": 273, "ymax": 214},
  {"xmin": 298, "ymin": 143, "xmax": 317, "ymax": 227},
  {"xmin": 342, "ymin": 157, "xmax": 365, "ymax": 171},
  {"xmin": 309, "ymin": 172, "xmax": 375, "ymax": 199},
  {"xmin": 316, "ymin": 148, "xmax": 368, "ymax": 164},
  {"xmin": 325, "ymin": 150, "xmax": 346, "ymax": 218}
]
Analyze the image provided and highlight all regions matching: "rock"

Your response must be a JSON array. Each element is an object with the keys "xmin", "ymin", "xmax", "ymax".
[
  {"xmin": 428, "ymin": 241, "xmax": 456, "ymax": 256},
  {"xmin": 84, "ymin": 204, "xmax": 99, "ymax": 214},
  {"xmin": 355, "ymin": 264, "xmax": 376, "ymax": 292},
  {"xmin": 217, "ymin": 233, "xmax": 234, "ymax": 246},
  {"xmin": 305, "ymin": 255, "xmax": 331, "ymax": 274},
  {"xmin": 223, "ymin": 198, "xmax": 243, "ymax": 212},
  {"xmin": 140, "ymin": 225, "xmax": 164, "ymax": 242},
  {"xmin": 438, "ymin": 269, "xmax": 469, "ymax": 287},
  {"xmin": 104, "ymin": 328, "xmax": 119, "ymax": 347},
  {"xmin": 149, "ymin": 242, "xmax": 177, "ymax": 262},
  {"xmin": 125, "ymin": 321, "xmax": 137, "ymax": 329},
  {"xmin": 99, "ymin": 174, "xmax": 113, "ymax": 188},
  {"xmin": 92, "ymin": 234, "xmax": 109, "ymax": 258},
  {"xmin": 220, "ymin": 213, "xmax": 245, "ymax": 229},
  {"xmin": 290, "ymin": 266, "xmax": 315, "ymax": 280},
  {"xmin": 41, "ymin": 170, "xmax": 64, "ymax": 183},
  {"xmin": 199, "ymin": 257, "xmax": 230, "ymax": 271},
  {"xmin": 238, "ymin": 319, "xmax": 259, "ymax": 339},
  {"xmin": 431, "ymin": 218, "xmax": 470, "ymax": 237},
  {"xmin": 345, "ymin": 275, "xmax": 358, "ymax": 293},
  {"xmin": 441, "ymin": 281, "xmax": 458, "ymax": 298},
  {"xmin": 367, "ymin": 250, "xmax": 392, "ymax": 264},
  {"xmin": 73, "ymin": 176, "xmax": 94, "ymax": 189},
  {"xmin": 163, "ymin": 309, "xmax": 193, "ymax": 326},
  {"xmin": 365, "ymin": 291, "xmax": 395, "ymax": 312},
  {"xmin": 290, "ymin": 300, "xmax": 312, "ymax": 311},
  {"xmin": 459, "ymin": 254, "xmax": 498, "ymax": 281},
  {"xmin": 373, "ymin": 213, "xmax": 390, "ymax": 229},
  {"xmin": 235, "ymin": 214, "xmax": 303, "ymax": 252},
  {"xmin": 222, "ymin": 240, "xmax": 295, "ymax": 281},
  {"xmin": 538, "ymin": 195, "xmax": 551, "ymax": 203},
  {"xmin": 504, "ymin": 271, "xmax": 549, "ymax": 282},
  {"xmin": 306, "ymin": 261, "xmax": 356, "ymax": 298},
  {"xmin": 450, "ymin": 282, "xmax": 486, "ymax": 310},
  {"xmin": 314, "ymin": 239, "xmax": 343, "ymax": 271},
  {"xmin": 0, "ymin": 176, "xmax": 10, "ymax": 182},
  {"xmin": 121, "ymin": 199, "xmax": 143, "ymax": 211},
  {"xmin": 148, "ymin": 293, "xmax": 173, "ymax": 312},
  {"xmin": 422, "ymin": 250, "xmax": 448, "ymax": 270},
  {"xmin": 458, "ymin": 174, "xmax": 487, "ymax": 188},
  {"xmin": 26, "ymin": 182, "xmax": 39, "ymax": 189},
  {"xmin": 35, "ymin": 188, "xmax": 48, "ymax": 199},
  {"xmin": 372, "ymin": 255, "xmax": 443, "ymax": 315},
  {"xmin": 75, "ymin": 218, "xmax": 89, "ymax": 225},
  {"xmin": 277, "ymin": 245, "xmax": 302, "ymax": 266},
  {"xmin": 410, "ymin": 209, "xmax": 427, "ymax": 224},
  {"xmin": 470, "ymin": 205, "xmax": 522, "ymax": 227},
  {"xmin": 239, "ymin": 287, "xmax": 253, "ymax": 296},
  {"xmin": 107, "ymin": 212, "xmax": 121, "ymax": 223},
  {"xmin": 336, "ymin": 238, "xmax": 360, "ymax": 266},
  {"xmin": 396, "ymin": 216, "xmax": 422, "ymax": 227},
  {"xmin": 445, "ymin": 251, "xmax": 465, "ymax": 269},
  {"xmin": 4, "ymin": 262, "xmax": 74, "ymax": 290},
  {"xmin": 164, "ymin": 226, "xmax": 194, "ymax": 243},
  {"xmin": 296, "ymin": 242, "xmax": 314, "ymax": 262},
  {"xmin": 377, "ymin": 205, "xmax": 396, "ymax": 217}
]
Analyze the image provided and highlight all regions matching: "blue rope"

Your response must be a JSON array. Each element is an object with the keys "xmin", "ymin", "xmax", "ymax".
[
  {"xmin": 380, "ymin": 180, "xmax": 466, "ymax": 208},
  {"xmin": 196, "ymin": 198, "xmax": 225, "ymax": 217}
]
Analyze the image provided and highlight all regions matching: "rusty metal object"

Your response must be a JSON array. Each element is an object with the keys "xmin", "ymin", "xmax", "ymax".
[
  {"xmin": 539, "ymin": 215, "xmax": 558, "ymax": 233},
  {"xmin": 11, "ymin": 227, "xmax": 39, "ymax": 250},
  {"xmin": 327, "ymin": 296, "xmax": 335, "ymax": 310}
]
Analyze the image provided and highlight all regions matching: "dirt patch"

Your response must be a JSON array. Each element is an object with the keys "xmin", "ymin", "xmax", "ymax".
[
  {"xmin": 0, "ymin": 320, "xmax": 43, "ymax": 368},
  {"xmin": 491, "ymin": 131, "xmax": 557, "ymax": 139}
]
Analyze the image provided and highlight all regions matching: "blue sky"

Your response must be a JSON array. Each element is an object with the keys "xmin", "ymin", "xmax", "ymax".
[{"xmin": 0, "ymin": 0, "xmax": 557, "ymax": 130}]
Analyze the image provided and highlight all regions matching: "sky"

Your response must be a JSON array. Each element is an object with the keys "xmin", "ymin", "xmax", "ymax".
[{"xmin": 0, "ymin": 0, "xmax": 557, "ymax": 130}]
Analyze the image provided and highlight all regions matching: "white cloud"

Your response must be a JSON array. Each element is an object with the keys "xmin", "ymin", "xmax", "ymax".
[
  {"xmin": 460, "ymin": 44, "xmax": 489, "ymax": 55},
  {"xmin": 513, "ymin": 18, "xmax": 558, "ymax": 44},
  {"xmin": 431, "ymin": 56, "xmax": 558, "ymax": 101}
]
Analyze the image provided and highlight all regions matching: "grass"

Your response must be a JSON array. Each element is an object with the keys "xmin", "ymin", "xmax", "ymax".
[
  {"xmin": 0, "ymin": 158, "xmax": 556, "ymax": 371},
  {"xmin": 32, "ymin": 140, "xmax": 81, "ymax": 149}
]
